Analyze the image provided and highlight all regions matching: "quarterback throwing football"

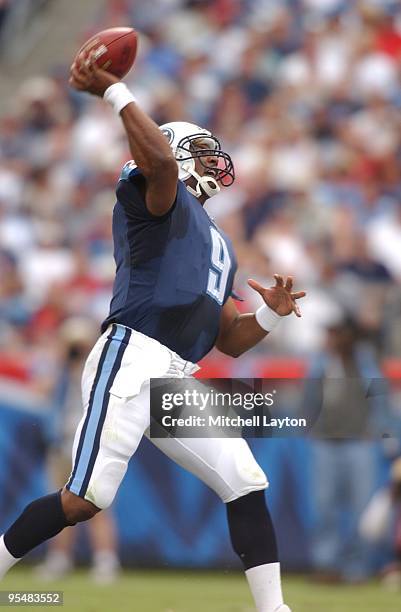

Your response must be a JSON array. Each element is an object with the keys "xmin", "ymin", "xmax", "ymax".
[{"xmin": 0, "ymin": 55, "xmax": 306, "ymax": 612}]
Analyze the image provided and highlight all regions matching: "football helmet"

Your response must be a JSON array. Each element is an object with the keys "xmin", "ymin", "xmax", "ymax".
[{"xmin": 159, "ymin": 121, "xmax": 235, "ymax": 198}]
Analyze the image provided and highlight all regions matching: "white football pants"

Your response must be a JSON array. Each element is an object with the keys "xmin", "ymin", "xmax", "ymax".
[{"xmin": 66, "ymin": 324, "xmax": 268, "ymax": 509}]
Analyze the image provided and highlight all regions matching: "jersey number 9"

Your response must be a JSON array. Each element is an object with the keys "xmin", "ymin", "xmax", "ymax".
[{"xmin": 207, "ymin": 227, "xmax": 231, "ymax": 306}]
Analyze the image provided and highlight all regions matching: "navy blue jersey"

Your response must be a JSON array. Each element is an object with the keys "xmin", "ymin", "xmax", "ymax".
[{"xmin": 101, "ymin": 162, "xmax": 238, "ymax": 362}]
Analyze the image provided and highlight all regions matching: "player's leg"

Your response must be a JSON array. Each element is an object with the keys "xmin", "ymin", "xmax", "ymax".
[
  {"xmin": 0, "ymin": 324, "xmax": 148, "ymax": 579},
  {"xmin": 0, "ymin": 389, "xmax": 104, "ymax": 579},
  {"xmin": 149, "ymin": 434, "xmax": 289, "ymax": 612},
  {"xmin": 226, "ymin": 491, "xmax": 289, "ymax": 612},
  {"xmin": 34, "ymin": 444, "xmax": 82, "ymax": 579},
  {"xmin": 0, "ymin": 489, "xmax": 98, "ymax": 579}
]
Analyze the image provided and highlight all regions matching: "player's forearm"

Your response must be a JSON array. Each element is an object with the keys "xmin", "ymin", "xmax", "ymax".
[
  {"xmin": 216, "ymin": 313, "xmax": 268, "ymax": 358},
  {"xmin": 119, "ymin": 103, "xmax": 177, "ymax": 179}
]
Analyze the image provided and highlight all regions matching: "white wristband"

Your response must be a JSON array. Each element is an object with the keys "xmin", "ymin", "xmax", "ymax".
[
  {"xmin": 255, "ymin": 304, "xmax": 281, "ymax": 332},
  {"xmin": 104, "ymin": 83, "xmax": 137, "ymax": 115}
]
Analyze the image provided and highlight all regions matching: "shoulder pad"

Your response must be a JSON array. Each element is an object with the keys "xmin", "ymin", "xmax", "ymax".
[{"xmin": 119, "ymin": 160, "xmax": 139, "ymax": 181}]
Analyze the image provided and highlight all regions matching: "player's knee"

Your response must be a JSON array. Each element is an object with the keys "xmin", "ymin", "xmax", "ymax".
[
  {"xmin": 61, "ymin": 488, "xmax": 100, "ymax": 524},
  {"xmin": 222, "ymin": 442, "xmax": 268, "ymax": 502},
  {"xmin": 83, "ymin": 458, "xmax": 128, "ymax": 510},
  {"xmin": 230, "ymin": 464, "xmax": 268, "ymax": 500}
]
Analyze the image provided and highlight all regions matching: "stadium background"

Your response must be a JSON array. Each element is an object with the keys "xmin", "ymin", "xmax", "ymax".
[{"xmin": 1, "ymin": 0, "xmax": 401, "ymax": 599}]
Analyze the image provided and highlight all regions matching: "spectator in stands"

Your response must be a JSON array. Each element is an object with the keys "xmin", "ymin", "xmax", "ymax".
[{"xmin": 303, "ymin": 314, "xmax": 393, "ymax": 582}]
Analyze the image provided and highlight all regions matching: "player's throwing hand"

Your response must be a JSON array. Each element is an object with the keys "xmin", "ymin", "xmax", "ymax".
[
  {"xmin": 248, "ymin": 274, "xmax": 306, "ymax": 318},
  {"xmin": 69, "ymin": 51, "xmax": 119, "ymax": 97}
]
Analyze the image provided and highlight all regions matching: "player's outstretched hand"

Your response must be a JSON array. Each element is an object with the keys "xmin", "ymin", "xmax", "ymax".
[
  {"xmin": 69, "ymin": 51, "xmax": 120, "ymax": 97},
  {"xmin": 248, "ymin": 274, "xmax": 306, "ymax": 318}
]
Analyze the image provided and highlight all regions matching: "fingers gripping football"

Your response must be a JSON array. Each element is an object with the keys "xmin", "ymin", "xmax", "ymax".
[
  {"xmin": 69, "ymin": 52, "xmax": 120, "ymax": 96},
  {"xmin": 248, "ymin": 275, "xmax": 306, "ymax": 318}
]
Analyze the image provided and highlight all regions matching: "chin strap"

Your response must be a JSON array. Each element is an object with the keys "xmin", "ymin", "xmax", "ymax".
[{"xmin": 182, "ymin": 161, "xmax": 221, "ymax": 198}]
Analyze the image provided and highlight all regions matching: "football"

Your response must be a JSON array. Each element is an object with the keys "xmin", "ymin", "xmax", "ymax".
[{"xmin": 75, "ymin": 27, "xmax": 138, "ymax": 79}]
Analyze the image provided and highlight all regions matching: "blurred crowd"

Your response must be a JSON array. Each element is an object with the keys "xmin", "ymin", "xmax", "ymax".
[
  {"xmin": 1, "ymin": 0, "xmax": 401, "ymax": 376},
  {"xmin": 0, "ymin": 0, "xmax": 48, "ymax": 47},
  {"xmin": 0, "ymin": 0, "xmax": 10, "ymax": 34}
]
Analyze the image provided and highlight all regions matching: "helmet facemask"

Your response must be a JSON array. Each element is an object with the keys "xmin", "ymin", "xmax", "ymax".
[{"xmin": 177, "ymin": 133, "xmax": 235, "ymax": 198}]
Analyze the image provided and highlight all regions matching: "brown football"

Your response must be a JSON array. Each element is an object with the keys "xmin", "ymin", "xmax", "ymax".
[{"xmin": 75, "ymin": 27, "xmax": 138, "ymax": 79}]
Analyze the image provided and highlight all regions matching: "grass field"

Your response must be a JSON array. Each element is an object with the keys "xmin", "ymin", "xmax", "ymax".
[{"xmin": 2, "ymin": 568, "xmax": 401, "ymax": 611}]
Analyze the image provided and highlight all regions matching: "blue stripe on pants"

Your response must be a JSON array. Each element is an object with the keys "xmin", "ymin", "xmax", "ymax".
[
  {"xmin": 67, "ymin": 325, "xmax": 116, "ymax": 491},
  {"xmin": 67, "ymin": 324, "xmax": 130, "ymax": 498}
]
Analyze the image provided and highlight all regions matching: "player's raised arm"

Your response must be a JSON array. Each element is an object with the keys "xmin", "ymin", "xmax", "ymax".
[{"xmin": 69, "ymin": 56, "xmax": 178, "ymax": 216}]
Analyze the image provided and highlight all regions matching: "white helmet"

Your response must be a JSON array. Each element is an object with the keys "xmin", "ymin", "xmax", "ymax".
[{"xmin": 159, "ymin": 121, "xmax": 235, "ymax": 199}]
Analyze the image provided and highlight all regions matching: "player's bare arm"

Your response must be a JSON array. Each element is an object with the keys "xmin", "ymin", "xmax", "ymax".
[
  {"xmin": 216, "ymin": 275, "xmax": 306, "ymax": 358},
  {"xmin": 69, "ymin": 55, "xmax": 178, "ymax": 216}
]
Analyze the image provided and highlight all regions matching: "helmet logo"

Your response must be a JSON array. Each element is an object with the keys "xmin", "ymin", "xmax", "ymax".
[{"xmin": 161, "ymin": 127, "xmax": 174, "ymax": 144}]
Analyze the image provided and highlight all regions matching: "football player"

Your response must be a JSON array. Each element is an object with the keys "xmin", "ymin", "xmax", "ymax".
[{"xmin": 0, "ymin": 57, "xmax": 306, "ymax": 612}]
